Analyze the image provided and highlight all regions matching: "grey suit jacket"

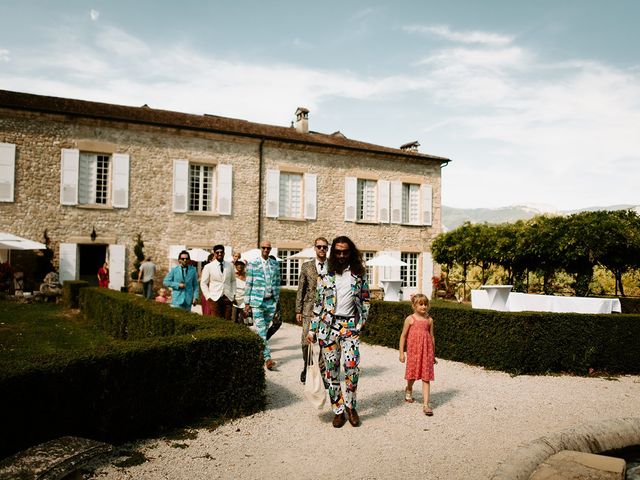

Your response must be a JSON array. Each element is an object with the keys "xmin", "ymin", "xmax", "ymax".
[{"xmin": 295, "ymin": 260, "xmax": 320, "ymax": 319}]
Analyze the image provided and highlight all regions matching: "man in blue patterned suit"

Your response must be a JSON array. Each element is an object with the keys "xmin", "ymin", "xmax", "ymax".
[{"xmin": 244, "ymin": 240, "xmax": 281, "ymax": 370}]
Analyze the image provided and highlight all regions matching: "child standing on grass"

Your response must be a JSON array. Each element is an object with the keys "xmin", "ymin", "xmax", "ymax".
[{"xmin": 399, "ymin": 293, "xmax": 437, "ymax": 416}]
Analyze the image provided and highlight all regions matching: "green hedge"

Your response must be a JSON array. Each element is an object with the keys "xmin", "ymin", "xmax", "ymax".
[
  {"xmin": 361, "ymin": 300, "xmax": 640, "ymax": 375},
  {"xmin": 620, "ymin": 297, "xmax": 640, "ymax": 314},
  {"xmin": 0, "ymin": 288, "xmax": 266, "ymax": 459},
  {"xmin": 62, "ymin": 280, "xmax": 89, "ymax": 309}
]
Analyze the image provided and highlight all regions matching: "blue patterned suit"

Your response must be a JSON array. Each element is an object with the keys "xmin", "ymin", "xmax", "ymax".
[{"xmin": 245, "ymin": 256, "xmax": 281, "ymax": 360}]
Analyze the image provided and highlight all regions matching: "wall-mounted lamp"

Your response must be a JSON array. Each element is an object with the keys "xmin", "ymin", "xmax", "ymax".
[{"xmin": 90, "ymin": 227, "xmax": 97, "ymax": 242}]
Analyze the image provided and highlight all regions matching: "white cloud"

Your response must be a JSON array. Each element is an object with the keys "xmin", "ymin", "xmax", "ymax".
[
  {"xmin": 90, "ymin": 9, "xmax": 99, "ymax": 21},
  {"xmin": 403, "ymin": 24, "xmax": 513, "ymax": 46},
  {"xmin": 0, "ymin": 48, "xmax": 9, "ymax": 62}
]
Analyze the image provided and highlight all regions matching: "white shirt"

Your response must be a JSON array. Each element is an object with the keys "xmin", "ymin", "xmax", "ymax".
[
  {"xmin": 334, "ymin": 267, "xmax": 356, "ymax": 317},
  {"xmin": 316, "ymin": 259, "xmax": 326, "ymax": 275}
]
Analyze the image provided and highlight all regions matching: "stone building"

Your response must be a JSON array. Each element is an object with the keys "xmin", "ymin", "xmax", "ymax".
[{"xmin": 0, "ymin": 89, "xmax": 450, "ymax": 298}]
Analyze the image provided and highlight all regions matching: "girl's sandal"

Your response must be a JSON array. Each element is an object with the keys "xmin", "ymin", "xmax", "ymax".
[
  {"xmin": 423, "ymin": 405, "xmax": 434, "ymax": 416},
  {"xmin": 404, "ymin": 389, "xmax": 414, "ymax": 403}
]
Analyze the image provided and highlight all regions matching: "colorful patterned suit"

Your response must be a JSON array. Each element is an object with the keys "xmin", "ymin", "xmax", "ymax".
[
  {"xmin": 245, "ymin": 256, "xmax": 281, "ymax": 360},
  {"xmin": 311, "ymin": 271, "xmax": 370, "ymax": 414}
]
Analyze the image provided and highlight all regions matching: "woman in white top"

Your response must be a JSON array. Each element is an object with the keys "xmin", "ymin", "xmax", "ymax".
[{"xmin": 233, "ymin": 260, "xmax": 249, "ymax": 324}]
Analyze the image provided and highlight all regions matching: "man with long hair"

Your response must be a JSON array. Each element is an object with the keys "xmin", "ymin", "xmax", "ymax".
[{"xmin": 307, "ymin": 235, "xmax": 370, "ymax": 428}]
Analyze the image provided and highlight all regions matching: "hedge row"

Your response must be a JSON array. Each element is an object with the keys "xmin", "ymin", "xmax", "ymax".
[{"xmin": 0, "ymin": 288, "xmax": 266, "ymax": 459}]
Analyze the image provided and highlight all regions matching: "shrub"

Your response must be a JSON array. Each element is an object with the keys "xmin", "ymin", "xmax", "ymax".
[{"xmin": 62, "ymin": 280, "xmax": 89, "ymax": 309}]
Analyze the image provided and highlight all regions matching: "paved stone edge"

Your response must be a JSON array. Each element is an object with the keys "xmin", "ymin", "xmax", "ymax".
[{"xmin": 491, "ymin": 417, "xmax": 640, "ymax": 480}]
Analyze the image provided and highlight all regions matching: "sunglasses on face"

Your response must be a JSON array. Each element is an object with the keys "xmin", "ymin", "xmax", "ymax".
[
  {"xmin": 179, "ymin": 257, "xmax": 189, "ymax": 261},
  {"xmin": 315, "ymin": 245, "xmax": 328, "ymax": 250},
  {"xmin": 334, "ymin": 249, "xmax": 350, "ymax": 256},
  {"xmin": 261, "ymin": 247, "xmax": 272, "ymax": 250},
  {"xmin": 214, "ymin": 250, "xmax": 224, "ymax": 254}
]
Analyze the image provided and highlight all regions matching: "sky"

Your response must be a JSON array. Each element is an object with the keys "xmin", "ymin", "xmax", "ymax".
[{"xmin": 1, "ymin": 0, "xmax": 639, "ymax": 211}]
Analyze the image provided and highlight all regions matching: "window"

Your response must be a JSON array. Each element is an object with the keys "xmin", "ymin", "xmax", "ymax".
[
  {"xmin": 401, "ymin": 252, "xmax": 418, "ymax": 288},
  {"xmin": 279, "ymin": 172, "xmax": 303, "ymax": 218},
  {"xmin": 362, "ymin": 251, "xmax": 376, "ymax": 287},
  {"xmin": 279, "ymin": 249, "xmax": 301, "ymax": 287},
  {"xmin": 0, "ymin": 143, "xmax": 16, "ymax": 202},
  {"xmin": 357, "ymin": 179, "xmax": 377, "ymax": 221},
  {"xmin": 266, "ymin": 170, "xmax": 316, "ymax": 219},
  {"xmin": 78, "ymin": 153, "xmax": 110, "ymax": 205},
  {"xmin": 402, "ymin": 183, "xmax": 420, "ymax": 224},
  {"xmin": 189, "ymin": 164, "xmax": 215, "ymax": 212}
]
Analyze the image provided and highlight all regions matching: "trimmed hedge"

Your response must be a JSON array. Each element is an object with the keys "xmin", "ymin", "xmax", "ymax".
[
  {"xmin": 361, "ymin": 300, "xmax": 640, "ymax": 375},
  {"xmin": 620, "ymin": 297, "xmax": 640, "ymax": 314},
  {"xmin": 0, "ymin": 288, "xmax": 266, "ymax": 459},
  {"xmin": 62, "ymin": 280, "xmax": 89, "ymax": 309}
]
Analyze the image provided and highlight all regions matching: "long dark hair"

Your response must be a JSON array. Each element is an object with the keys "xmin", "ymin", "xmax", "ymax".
[{"xmin": 327, "ymin": 235, "xmax": 365, "ymax": 277}]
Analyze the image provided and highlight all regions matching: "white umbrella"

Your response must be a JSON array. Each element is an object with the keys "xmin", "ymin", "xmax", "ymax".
[
  {"xmin": 289, "ymin": 247, "xmax": 317, "ymax": 259},
  {"xmin": 365, "ymin": 254, "xmax": 407, "ymax": 267},
  {"xmin": 241, "ymin": 248, "xmax": 282, "ymax": 262},
  {"xmin": 0, "ymin": 232, "xmax": 46, "ymax": 250}
]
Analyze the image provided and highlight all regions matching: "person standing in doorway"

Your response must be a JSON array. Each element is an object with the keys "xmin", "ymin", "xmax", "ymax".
[
  {"xmin": 244, "ymin": 240, "xmax": 281, "ymax": 370},
  {"xmin": 97, "ymin": 262, "xmax": 109, "ymax": 288},
  {"xmin": 163, "ymin": 250, "xmax": 199, "ymax": 311},
  {"xmin": 200, "ymin": 245, "xmax": 236, "ymax": 320},
  {"xmin": 137, "ymin": 257, "xmax": 156, "ymax": 300},
  {"xmin": 295, "ymin": 236, "xmax": 329, "ymax": 383},
  {"xmin": 307, "ymin": 235, "xmax": 370, "ymax": 428}
]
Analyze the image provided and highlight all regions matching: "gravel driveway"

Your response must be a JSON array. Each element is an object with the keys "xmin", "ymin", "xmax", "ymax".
[{"xmin": 87, "ymin": 322, "xmax": 640, "ymax": 479}]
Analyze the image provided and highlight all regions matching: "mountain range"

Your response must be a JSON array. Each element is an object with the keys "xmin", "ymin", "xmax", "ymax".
[{"xmin": 442, "ymin": 204, "xmax": 640, "ymax": 231}]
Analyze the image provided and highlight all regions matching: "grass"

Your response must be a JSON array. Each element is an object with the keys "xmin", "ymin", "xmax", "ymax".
[{"xmin": 0, "ymin": 299, "xmax": 118, "ymax": 372}]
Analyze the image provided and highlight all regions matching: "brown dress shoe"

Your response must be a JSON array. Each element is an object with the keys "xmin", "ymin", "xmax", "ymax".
[
  {"xmin": 332, "ymin": 412, "xmax": 347, "ymax": 428},
  {"xmin": 265, "ymin": 359, "xmax": 276, "ymax": 370},
  {"xmin": 345, "ymin": 407, "xmax": 360, "ymax": 427}
]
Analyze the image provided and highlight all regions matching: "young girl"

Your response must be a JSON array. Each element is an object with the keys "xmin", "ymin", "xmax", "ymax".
[
  {"xmin": 399, "ymin": 294, "xmax": 437, "ymax": 416},
  {"xmin": 155, "ymin": 287, "xmax": 170, "ymax": 303}
]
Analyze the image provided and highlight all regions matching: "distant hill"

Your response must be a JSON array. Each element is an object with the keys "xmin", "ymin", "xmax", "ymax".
[{"xmin": 442, "ymin": 204, "xmax": 640, "ymax": 231}]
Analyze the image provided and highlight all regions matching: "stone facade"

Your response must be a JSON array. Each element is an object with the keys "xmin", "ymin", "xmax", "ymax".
[{"xmin": 0, "ymin": 90, "xmax": 449, "ymax": 297}]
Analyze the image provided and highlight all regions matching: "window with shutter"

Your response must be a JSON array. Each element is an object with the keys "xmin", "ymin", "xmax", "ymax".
[
  {"xmin": 279, "ymin": 172, "xmax": 303, "ymax": 218},
  {"xmin": 401, "ymin": 252, "xmax": 418, "ymax": 288},
  {"xmin": 189, "ymin": 164, "xmax": 215, "ymax": 212},
  {"xmin": 357, "ymin": 179, "xmax": 377, "ymax": 221},
  {"xmin": 401, "ymin": 183, "xmax": 420, "ymax": 224},
  {"xmin": 0, "ymin": 143, "xmax": 15, "ymax": 202}
]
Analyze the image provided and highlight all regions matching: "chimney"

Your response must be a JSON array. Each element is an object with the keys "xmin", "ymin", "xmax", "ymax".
[
  {"xmin": 294, "ymin": 107, "xmax": 309, "ymax": 134},
  {"xmin": 400, "ymin": 140, "xmax": 420, "ymax": 152}
]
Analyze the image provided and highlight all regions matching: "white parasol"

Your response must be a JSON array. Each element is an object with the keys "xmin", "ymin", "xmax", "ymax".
[
  {"xmin": 365, "ymin": 254, "xmax": 407, "ymax": 267},
  {"xmin": 241, "ymin": 248, "xmax": 282, "ymax": 262},
  {"xmin": 0, "ymin": 232, "xmax": 46, "ymax": 250},
  {"xmin": 187, "ymin": 248, "xmax": 211, "ymax": 262}
]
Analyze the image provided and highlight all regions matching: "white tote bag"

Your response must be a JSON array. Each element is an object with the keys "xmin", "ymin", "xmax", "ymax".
[{"xmin": 304, "ymin": 343, "xmax": 326, "ymax": 409}]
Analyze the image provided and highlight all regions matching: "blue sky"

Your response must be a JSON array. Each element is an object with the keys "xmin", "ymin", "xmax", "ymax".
[{"xmin": 1, "ymin": 1, "xmax": 639, "ymax": 210}]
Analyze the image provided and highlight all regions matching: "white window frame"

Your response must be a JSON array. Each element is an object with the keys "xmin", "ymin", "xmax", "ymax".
[
  {"xmin": 266, "ymin": 169, "xmax": 316, "ymax": 220},
  {"xmin": 189, "ymin": 163, "xmax": 215, "ymax": 212},
  {"xmin": 279, "ymin": 172, "xmax": 303, "ymax": 218},
  {"xmin": 401, "ymin": 252, "xmax": 418, "ymax": 288},
  {"xmin": 401, "ymin": 183, "xmax": 421, "ymax": 225},
  {"xmin": 357, "ymin": 179, "xmax": 377, "ymax": 222},
  {"xmin": 362, "ymin": 251, "xmax": 376, "ymax": 288},
  {"xmin": 78, "ymin": 152, "xmax": 111, "ymax": 205},
  {"xmin": 278, "ymin": 249, "xmax": 301, "ymax": 288},
  {"xmin": 172, "ymin": 160, "xmax": 232, "ymax": 215}
]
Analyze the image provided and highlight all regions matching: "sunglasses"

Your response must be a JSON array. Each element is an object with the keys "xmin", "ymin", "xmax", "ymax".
[
  {"xmin": 214, "ymin": 250, "xmax": 224, "ymax": 254},
  {"xmin": 261, "ymin": 246, "xmax": 272, "ymax": 250},
  {"xmin": 315, "ymin": 245, "xmax": 328, "ymax": 250},
  {"xmin": 179, "ymin": 257, "xmax": 189, "ymax": 261},
  {"xmin": 334, "ymin": 249, "xmax": 350, "ymax": 256}
]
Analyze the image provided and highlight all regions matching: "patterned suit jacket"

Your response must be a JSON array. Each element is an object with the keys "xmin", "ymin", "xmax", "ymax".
[
  {"xmin": 311, "ymin": 270, "xmax": 370, "ymax": 341},
  {"xmin": 244, "ymin": 256, "xmax": 281, "ymax": 308},
  {"xmin": 163, "ymin": 264, "xmax": 199, "ymax": 307},
  {"xmin": 295, "ymin": 260, "xmax": 320, "ymax": 319}
]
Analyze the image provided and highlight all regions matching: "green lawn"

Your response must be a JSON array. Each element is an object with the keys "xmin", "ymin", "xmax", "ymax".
[{"xmin": 0, "ymin": 299, "xmax": 117, "ymax": 372}]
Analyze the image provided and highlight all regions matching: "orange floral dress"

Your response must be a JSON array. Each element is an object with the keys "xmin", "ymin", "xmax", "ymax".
[{"xmin": 404, "ymin": 314, "xmax": 435, "ymax": 381}]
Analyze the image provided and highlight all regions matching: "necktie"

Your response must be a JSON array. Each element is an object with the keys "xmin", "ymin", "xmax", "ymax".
[
  {"xmin": 318, "ymin": 262, "xmax": 324, "ymax": 273},
  {"xmin": 220, "ymin": 262, "xmax": 224, "ymax": 273}
]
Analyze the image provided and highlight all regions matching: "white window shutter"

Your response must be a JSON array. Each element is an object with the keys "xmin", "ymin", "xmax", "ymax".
[
  {"xmin": 303, "ymin": 172, "xmax": 317, "ymax": 220},
  {"xmin": 390, "ymin": 181, "xmax": 402, "ymax": 224},
  {"xmin": 60, "ymin": 149, "xmax": 79, "ymax": 205},
  {"xmin": 59, "ymin": 243, "xmax": 78, "ymax": 283},
  {"xmin": 217, "ymin": 163, "xmax": 233, "ymax": 215},
  {"xmin": 421, "ymin": 251, "xmax": 434, "ymax": 298},
  {"xmin": 0, "ymin": 143, "xmax": 15, "ymax": 202},
  {"xmin": 421, "ymin": 183, "xmax": 433, "ymax": 226},
  {"xmin": 112, "ymin": 153, "xmax": 130, "ymax": 208},
  {"xmin": 108, "ymin": 244, "xmax": 126, "ymax": 291},
  {"xmin": 223, "ymin": 245, "xmax": 233, "ymax": 263},
  {"xmin": 172, "ymin": 159, "xmax": 189, "ymax": 212},
  {"xmin": 378, "ymin": 180, "xmax": 390, "ymax": 223},
  {"xmin": 344, "ymin": 176, "xmax": 357, "ymax": 222},
  {"xmin": 266, "ymin": 169, "xmax": 280, "ymax": 218}
]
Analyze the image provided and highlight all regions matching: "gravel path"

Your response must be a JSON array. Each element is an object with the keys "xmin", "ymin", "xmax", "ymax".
[{"xmin": 87, "ymin": 323, "xmax": 640, "ymax": 480}]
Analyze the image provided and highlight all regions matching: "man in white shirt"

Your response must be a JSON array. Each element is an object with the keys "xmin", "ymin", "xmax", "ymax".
[
  {"xmin": 307, "ymin": 235, "xmax": 370, "ymax": 428},
  {"xmin": 295, "ymin": 236, "xmax": 329, "ymax": 384},
  {"xmin": 200, "ymin": 244, "xmax": 236, "ymax": 321}
]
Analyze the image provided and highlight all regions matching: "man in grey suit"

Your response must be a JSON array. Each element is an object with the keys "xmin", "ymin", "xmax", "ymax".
[{"xmin": 295, "ymin": 236, "xmax": 329, "ymax": 383}]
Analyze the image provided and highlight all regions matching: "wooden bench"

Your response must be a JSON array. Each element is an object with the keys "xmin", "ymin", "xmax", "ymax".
[{"xmin": 0, "ymin": 436, "xmax": 112, "ymax": 480}]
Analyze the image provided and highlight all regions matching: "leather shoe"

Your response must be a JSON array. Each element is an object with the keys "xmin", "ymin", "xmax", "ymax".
[
  {"xmin": 345, "ymin": 407, "xmax": 360, "ymax": 427},
  {"xmin": 300, "ymin": 370, "xmax": 306, "ymax": 384},
  {"xmin": 265, "ymin": 359, "xmax": 276, "ymax": 370},
  {"xmin": 332, "ymin": 412, "xmax": 346, "ymax": 428}
]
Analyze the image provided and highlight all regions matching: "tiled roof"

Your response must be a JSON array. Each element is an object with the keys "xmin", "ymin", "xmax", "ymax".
[{"xmin": 0, "ymin": 89, "xmax": 450, "ymax": 163}]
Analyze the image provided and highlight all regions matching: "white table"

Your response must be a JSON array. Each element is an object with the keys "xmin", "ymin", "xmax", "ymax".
[
  {"xmin": 507, "ymin": 293, "xmax": 621, "ymax": 314},
  {"xmin": 480, "ymin": 285, "xmax": 513, "ymax": 311},
  {"xmin": 381, "ymin": 280, "xmax": 403, "ymax": 302}
]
